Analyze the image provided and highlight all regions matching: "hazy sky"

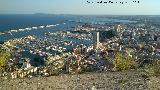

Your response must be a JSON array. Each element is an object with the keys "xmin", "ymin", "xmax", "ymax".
[{"xmin": 0, "ymin": 0, "xmax": 160, "ymax": 15}]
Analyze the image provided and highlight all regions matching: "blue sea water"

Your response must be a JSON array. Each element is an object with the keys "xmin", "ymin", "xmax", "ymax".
[
  {"xmin": 0, "ymin": 14, "xmax": 71, "ymax": 31},
  {"xmin": 0, "ymin": 14, "xmax": 138, "ymax": 63},
  {"xmin": 0, "ymin": 14, "xmax": 81, "ymax": 42},
  {"xmin": 0, "ymin": 14, "xmax": 136, "ymax": 42}
]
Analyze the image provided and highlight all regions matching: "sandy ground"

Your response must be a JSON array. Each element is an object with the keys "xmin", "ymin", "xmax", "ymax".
[{"xmin": 0, "ymin": 70, "xmax": 160, "ymax": 90}]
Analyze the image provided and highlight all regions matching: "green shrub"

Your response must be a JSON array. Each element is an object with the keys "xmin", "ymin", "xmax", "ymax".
[
  {"xmin": 144, "ymin": 62, "xmax": 160, "ymax": 77},
  {"xmin": 113, "ymin": 52, "xmax": 136, "ymax": 71},
  {"xmin": 49, "ymin": 60, "xmax": 65, "ymax": 76},
  {"xmin": 0, "ymin": 46, "xmax": 11, "ymax": 73}
]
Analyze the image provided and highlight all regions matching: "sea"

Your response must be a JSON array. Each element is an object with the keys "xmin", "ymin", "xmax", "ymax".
[
  {"xmin": 0, "ymin": 14, "xmax": 136, "ymax": 42},
  {"xmin": 0, "ymin": 14, "xmax": 138, "ymax": 66}
]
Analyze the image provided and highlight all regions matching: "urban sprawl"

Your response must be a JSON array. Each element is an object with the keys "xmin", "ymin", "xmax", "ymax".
[{"xmin": 0, "ymin": 16, "xmax": 160, "ymax": 79}]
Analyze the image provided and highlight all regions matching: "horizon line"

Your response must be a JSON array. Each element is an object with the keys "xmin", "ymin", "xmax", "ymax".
[{"xmin": 0, "ymin": 13, "xmax": 160, "ymax": 16}]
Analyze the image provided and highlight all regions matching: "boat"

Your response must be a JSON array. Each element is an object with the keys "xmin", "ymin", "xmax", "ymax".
[
  {"xmin": 46, "ymin": 25, "xmax": 50, "ymax": 28},
  {"xmin": 59, "ymin": 47, "xmax": 63, "ymax": 49},
  {"xmin": 29, "ymin": 50, "xmax": 33, "ymax": 54},
  {"xmin": 46, "ymin": 47, "xmax": 51, "ymax": 50},
  {"xmin": 10, "ymin": 30, "xmax": 18, "ymax": 32},
  {"xmin": 52, "ymin": 48, "xmax": 56, "ymax": 51},
  {"xmin": 46, "ymin": 25, "xmax": 55, "ymax": 28},
  {"xmin": 49, "ymin": 25, "xmax": 54, "ymax": 27},
  {"xmin": 25, "ymin": 28, "xmax": 32, "ymax": 30},
  {"xmin": 19, "ymin": 29, "xmax": 25, "ymax": 31},
  {"xmin": 63, "ymin": 48, "xmax": 66, "ymax": 50},
  {"xmin": 0, "ymin": 32, "xmax": 6, "ymax": 35},
  {"xmin": 39, "ymin": 26, "xmax": 45, "ymax": 28},
  {"xmin": 58, "ymin": 50, "xmax": 63, "ymax": 52},
  {"xmin": 32, "ymin": 27, "xmax": 38, "ymax": 29}
]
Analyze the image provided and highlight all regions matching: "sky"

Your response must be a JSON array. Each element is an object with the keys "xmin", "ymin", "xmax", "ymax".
[{"xmin": 0, "ymin": 0, "xmax": 160, "ymax": 15}]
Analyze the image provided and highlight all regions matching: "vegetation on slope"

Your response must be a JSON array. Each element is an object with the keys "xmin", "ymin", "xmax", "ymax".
[{"xmin": 0, "ymin": 45, "xmax": 11, "ymax": 73}]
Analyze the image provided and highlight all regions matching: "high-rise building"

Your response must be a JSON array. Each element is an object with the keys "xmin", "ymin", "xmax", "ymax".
[
  {"xmin": 116, "ymin": 25, "xmax": 123, "ymax": 38},
  {"xmin": 117, "ymin": 25, "xmax": 121, "ymax": 32},
  {"xmin": 96, "ymin": 32, "xmax": 100, "ymax": 49}
]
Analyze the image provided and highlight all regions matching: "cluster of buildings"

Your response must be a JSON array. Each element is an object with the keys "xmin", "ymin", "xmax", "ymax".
[
  {"xmin": 105, "ymin": 24, "xmax": 160, "ymax": 66},
  {"xmin": 1, "ymin": 18, "xmax": 160, "ymax": 78}
]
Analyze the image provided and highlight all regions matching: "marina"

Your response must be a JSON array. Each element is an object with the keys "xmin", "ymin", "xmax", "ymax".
[
  {"xmin": 0, "ymin": 15, "xmax": 160, "ymax": 79},
  {"xmin": 4, "ymin": 29, "xmax": 94, "ymax": 67},
  {"xmin": 0, "ymin": 0, "xmax": 160, "ymax": 89}
]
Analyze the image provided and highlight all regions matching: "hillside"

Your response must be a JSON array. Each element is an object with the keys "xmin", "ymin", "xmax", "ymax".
[{"xmin": 0, "ymin": 70, "xmax": 160, "ymax": 90}]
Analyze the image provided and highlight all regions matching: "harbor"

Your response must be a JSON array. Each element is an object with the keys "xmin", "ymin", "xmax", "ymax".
[{"xmin": 0, "ymin": 15, "xmax": 160, "ymax": 90}]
